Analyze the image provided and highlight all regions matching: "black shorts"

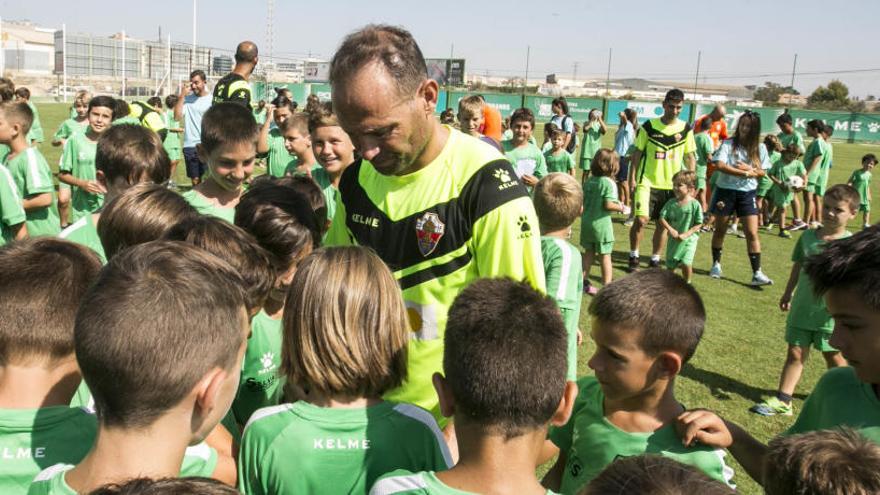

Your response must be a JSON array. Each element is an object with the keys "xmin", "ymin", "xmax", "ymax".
[
  {"xmin": 634, "ymin": 187, "xmax": 675, "ymax": 221},
  {"xmin": 615, "ymin": 156, "xmax": 630, "ymax": 182},
  {"xmin": 710, "ymin": 187, "xmax": 759, "ymax": 217},
  {"xmin": 183, "ymin": 147, "xmax": 207, "ymax": 180}
]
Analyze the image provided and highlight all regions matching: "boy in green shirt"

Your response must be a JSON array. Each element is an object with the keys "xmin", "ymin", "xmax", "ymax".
[
  {"xmin": 502, "ymin": 108, "xmax": 547, "ymax": 189},
  {"xmin": 58, "ymin": 96, "xmax": 115, "ymax": 224},
  {"xmin": 580, "ymin": 149, "xmax": 625, "ymax": 294},
  {"xmin": 257, "ymin": 98, "xmax": 299, "ymax": 178},
  {"xmin": 535, "ymin": 173, "xmax": 584, "ymax": 380},
  {"xmin": 751, "ymin": 185, "xmax": 858, "ymax": 417},
  {"xmin": 457, "ymin": 95, "xmax": 502, "ymax": 152},
  {"xmin": 544, "ymin": 270, "xmax": 735, "ymax": 494},
  {"xmin": 848, "ymin": 153, "xmax": 875, "ymax": 228},
  {"xmin": 693, "ymin": 117, "xmax": 715, "ymax": 215},
  {"xmin": 307, "ymin": 110, "xmax": 356, "ymax": 232},
  {"xmin": 371, "ymin": 278, "xmax": 575, "ymax": 495},
  {"xmin": 28, "ymin": 242, "xmax": 249, "ymax": 494},
  {"xmin": 578, "ymin": 109, "xmax": 606, "ymax": 183},
  {"xmin": 51, "ymin": 94, "xmax": 89, "ymax": 148},
  {"xmin": 163, "ymin": 94, "xmax": 184, "ymax": 183},
  {"xmin": 0, "ymin": 102, "xmax": 59, "ymax": 237},
  {"xmin": 0, "ymin": 239, "xmax": 102, "ymax": 495},
  {"xmin": 679, "ymin": 222, "xmax": 880, "ymax": 486},
  {"xmin": 659, "ymin": 170, "xmax": 703, "ymax": 283},
  {"xmin": 544, "ymin": 129, "xmax": 576, "ymax": 176},
  {"xmin": 183, "ymin": 103, "xmax": 258, "ymax": 222},
  {"xmin": 281, "ymin": 113, "xmax": 318, "ymax": 177},
  {"xmin": 767, "ymin": 144, "xmax": 807, "ymax": 238},
  {"xmin": 14, "ymin": 88, "xmax": 43, "ymax": 145},
  {"xmin": 0, "ymin": 163, "xmax": 27, "ymax": 244}
]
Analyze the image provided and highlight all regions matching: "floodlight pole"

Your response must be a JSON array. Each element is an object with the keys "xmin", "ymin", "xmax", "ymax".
[
  {"xmin": 121, "ymin": 30, "xmax": 126, "ymax": 98},
  {"xmin": 62, "ymin": 23, "xmax": 67, "ymax": 102},
  {"xmin": 192, "ymin": 0, "xmax": 197, "ymax": 71}
]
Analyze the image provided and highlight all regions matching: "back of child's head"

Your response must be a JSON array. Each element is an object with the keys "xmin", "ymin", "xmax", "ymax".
[
  {"xmin": 763, "ymin": 428, "xmax": 880, "ymax": 495},
  {"xmin": 96, "ymin": 124, "xmax": 171, "ymax": 185},
  {"xmin": 457, "ymin": 95, "xmax": 483, "ymax": 118},
  {"xmin": 200, "ymin": 102, "xmax": 259, "ymax": 153},
  {"xmin": 76, "ymin": 241, "xmax": 248, "ymax": 428},
  {"xmin": 0, "ymin": 78, "xmax": 14, "ymax": 102},
  {"xmin": 781, "ymin": 143, "xmax": 800, "ymax": 163},
  {"xmin": 823, "ymin": 184, "xmax": 860, "ymax": 211},
  {"xmin": 0, "ymin": 101, "xmax": 33, "ymax": 135},
  {"xmin": 281, "ymin": 246, "xmax": 408, "ymax": 398},
  {"xmin": 279, "ymin": 112, "xmax": 309, "ymax": 136},
  {"xmin": 89, "ymin": 476, "xmax": 240, "ymax": 495},
  {"xmin": 510, "ymin": 107, "xmax": 535, "ymax": 129},
  {"xmin": 805, "ymin": 225, "xmax": 880, "ymax": 311},
  {"xmin": 672, "ymin": 169, "xmax": 696, "ymax": 190},
  {"xmin": 113, "ymin": 99, "xmax": 130, "ymax": 118},
  {"xmin": 589, "ymin": 270, "xmax": 705, "ymax": 363},
  {"xmin": 444, "ymin": 278, "xmax": 567, "ymax": 438},
  {"xmin": 862, "ymin": 153, "xmax": 877, "ymax": 166},
  {"xmin": 164, "ymin": 94, "xmax": 179, "ymax": 110},
  {"xmin": 583, "ymin": 455, "xmax": 735, "ymax": 495},
  {"xmin": 764, "ymin": 134, "xmax": 783, "ymax": 153},
  {"xmin": 146, "ymin": 96, "xmax": 162, "ymax": 109},
  {"xmin": 89, "ymin": 95, "xmax": 116, "ymax": 116},
  {"xmin": 97, "ymin": 183, "xmax": 199, "ymax": 259},
  {"xmin": 590, "ymin": 148, "xmax": 619, "ymax": 177},
  {"xmin": 272, "ymin": 175, "xmax": 328, "ymax": 232},
  {"xmin": 234, "ymin": 181, "xmax": 322, "ymax": 273},
  {"xmin": 13, "ymin": 87, "xmax": 30, "ymax": 100},
  {"xmin": 823, "ymin": 123, "xmax": 834, "ymax": 137},
  {"xmin": 163, "ymin": 216, "xmax": 276, "ymax": 314},
  {"xmin": 534, "ymin": 173, "xmax": 583, "ymax": 232},
  {"xmin": 0, "ymin": 239, "xmax": 101, "ymax": 366}
]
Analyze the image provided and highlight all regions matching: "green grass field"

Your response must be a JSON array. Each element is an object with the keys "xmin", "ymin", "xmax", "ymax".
[{"xmin": 33, "ymin": 103, "xmax": 880, "ymax": 494}]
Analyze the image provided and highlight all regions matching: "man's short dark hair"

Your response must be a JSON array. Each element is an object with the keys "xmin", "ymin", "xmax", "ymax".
[
  {"xmin": 805, "ymin": 225, "xmax": 880, "ymax": 310},
  {"xmin": 664, "ymin": 89, "xmax": 685, "ymax": 103},
  {"xmin": 200, "ymin": 102, "xmax": 259, "ymax": 153},
  {"xmin": 329, "ymin": 24, "xmax": 427, "ymax": 97},
  {"xmin": 96, "ymin": 124, "xmax": 171, "ymax": 185},
  {"xmin": 190, "ymin": 69, "xmax": 206, "ymax": 81},
  {"xmin": 444, "ymin": 278, "xmax": 567, "ymax": 438},
  {"xmin": 776, "ymin": 113, "xmax": 793, "ymax": 126},
  {"xmin": 234, "ymin": 41, "xmax": 259, "ymax": 64},
  {"xmin": 589, "ymin": 270, "xmax": 705, "ymax": 362}
]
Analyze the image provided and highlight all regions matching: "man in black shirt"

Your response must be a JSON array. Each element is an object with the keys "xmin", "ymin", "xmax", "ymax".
[{"xmin": 213, "ymin": 41, "xmax": 258, "ymax": 107}]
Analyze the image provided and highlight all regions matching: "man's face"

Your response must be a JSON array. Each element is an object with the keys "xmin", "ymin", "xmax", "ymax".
[
  {"xmin": 333, "ymin": 64, "xmax": 435, "ymax": 176},
  {"xmin": 199, "ymin": 141, "xmax": 256, "ymax": 192},
  {"xmin": 827, "ymin": 288, "xmax": 880, "ymax": 384},
  {"xmin": 662, "ymin": 99, "xmax": 683, "ymax": 120},
  {"xmin": 312, "ymin": 125, "xmax": 355, "ymax": 176},
  {"xmin": 190, "ymin": 75, "xmax": 206, "ymax": 95},
  {"xmin": 273, "ymin": 107, "xmax": 293, "ymax": 125},
  {"xmin": 88, "ymin": 106, "xmax": 114, "ymax": 134},
  {"xmin": 587, "ymin": 319, "xmax": 661, "ymax": 402}
]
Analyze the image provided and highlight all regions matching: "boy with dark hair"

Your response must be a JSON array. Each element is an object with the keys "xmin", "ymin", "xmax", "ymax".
[
  {"xmin": 13, "ymin": 87, "xmax": 43, "ymax": 145},
  {"xmin": 59, "ymin": 124, "xmax": 172, "ymax": 262},
  {"xmin": 279, "ymin": 113, "xmax": 317, "ymax": 177},
  {"xmin": 370, "ymin": 278, "xmax": 577, "ymax": 495},
  {"xmin": 502, "ymin": 108, "xmax": 547, "ymax": 188},
  {"xmin": 678, "ymin": 224, "xmax": 880, "ymax": 485},
  {"xmin": 0, "ymin": 239, "xmax": 102, "ymax": 493},
  {"xmin": 535, "ymin": 173, "xmax": 584, "ymax": 380},
  {"xmin": 750, "ymin": 184, "xmax": 858, "ymax": 417},
  {"xmin": 585, "ymin": 455, "xmax": 735, "ymax": 495},
  {"xmin": 848, "ymin": 153, "xmax": 875, "ymax": 228},
  {"xmin": 163, "ymin": 94, "xmax": 184, "ymax": 182},
  {"xmin": 544, "ymin": 270, "xmax": 734, "ymax": 494},
  {"xmin": 182, "ymin": 102, "xmax": 258, "ymax": 223},
  {"xmin": 0, "ymin": 160, "xmax": 27, "ymax": 244},
  {"xmin": 0, "ymin": 101, "xmax": 60, "ymax": 237},
  {"xmin": 28, "ymin": 241, "xmax": 249, "ymax": 494}
]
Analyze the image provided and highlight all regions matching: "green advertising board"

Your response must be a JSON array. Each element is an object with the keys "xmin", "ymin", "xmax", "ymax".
[
  {"xmin": 524, "ymin": 96, "xmax": 604, "ymax": 123},
  {"xmin": 694, "ymin": 104, "xmax": 782, "ymax": 135},
  {"xmin": 787, "ymin": 109, "xmax": 880, "ymax": 144},
  {"xmin": 445, "ymin": 91, "xmax": 523, "ymax": 118}
]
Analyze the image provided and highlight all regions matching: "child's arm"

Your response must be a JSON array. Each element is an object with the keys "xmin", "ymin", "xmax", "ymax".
[
  {"xmin": 541, "ymin": 450, "xmax": 566, "ymax": 491},
  {"xmin": 806, "ymin": 153, "xmax": 822, "ymax": 176},
  {"xmin": 780, "ymin": 262, "xmax": 801, "ymax": 311},
  {"xmin": 679, "ymin": 222, "xmax": 702, "ymax": 240},
  {"xmin": 658, "ymin": 216, "xmax": 679, "ymax": 239},
  {"xmin": 11, "ymin": 222, "xmax": 27, "ymax": 241},
  {"xmin": 22, "ymin": 192, "xmax": 52, "ymax": 211},
  {"xmin": 597, "ymin": 118, "xmax": 607, "ymax": 135},
  {"xmin": 677, "ymin": 409, "xmax": 767, "ymax": 484},
  {"xmin": 57, "ymin": 172, "xmax": 106, "ymax": 194},
  {"xmin": 256, "ymin": 104, "xmax": 275, "ymax": 155},
  {"xmin": 603, "ymin": 199, "xmax": 624, "ymax": 213}
]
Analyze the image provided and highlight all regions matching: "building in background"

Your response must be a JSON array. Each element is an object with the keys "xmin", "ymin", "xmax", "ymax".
[{"xmin": 2, "ymin": 20, "xmax": 55, "ymax": 76}]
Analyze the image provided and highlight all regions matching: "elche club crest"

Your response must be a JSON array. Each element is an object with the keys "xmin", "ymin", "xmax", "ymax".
[{"xmin": 415, "ymin": 212, "xmax": 445, "ymax": 257}]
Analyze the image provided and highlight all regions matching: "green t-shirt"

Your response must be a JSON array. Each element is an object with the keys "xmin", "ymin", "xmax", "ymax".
[
  {"xmin": 803, "ymin": 138, "xmax": 830, "ymax": 182},
  {"xmin": 549, "ymin": 376, "xmax": 735, "ymax": 494},
  {"xmin": 311, "ymin": 165, "xmax": 338, "ymax": 227},
  {"xmin": 52, "ymin": 118, "xmax": 87, "ymax": 142},
  {"xmin": 541, "ymin": 236, "xmax": 583, "ymax": 381},
  {"xmin": 0, "ymin": 144, "xmax": 10, "ymax": 163},
  {"xmin": 580, "ymin": 176, "xmax": 617, "ymax": 245},
  {"xmin": 849, "ymin": 169, "xmax": 872, "ymax": 205},
  {"xmin": 768, "ymin": 159, "xmax": 807, "ymax": 205},
  {"xmin": 778, "ymin": 131, "xmax": 805, "ymax": 154},
  {"xmin": 694, "ymin": 132, "xmax": 714, "ymax": 178},
  {"xmin": 324, "ymin": 129, "xmax": 546, "ymax": 421},
  {"xmin": 253, "ymin": 109, "xmax": 267, "ymax": 125},
  {"xmin": 0, "ymin": 407, "xmax": 95, "ymax": 494},
  {"xmin": 267, "ymin": 128, "xmax": 299, "ymax": 178},
  {"xmin": 579, "ymin": 122, "xmax": 603, "ymax": 169},
  {"xmin": 544, "ymin": 149, "xmax": 575, "ymax": 174},
  {"xmin": 5, "ymin": 148, "xmax": 60, "ymax": 237},
  {"xmin": 233, "ymin": 310, "xmax": 284, "ymax": 426},
  {"xmin": 163, "ymin": 110, "xmax": 182, "ymax": 151},
  {"xmin": 633, "ymin": 118, "xmax": 697, "ymax": 190},
  {"xmin": 501, "ymin": 140, "xmax": 547, "ymax": 181},
  {"xmin": 660, "ymin": 197, "xmax": 703, "ymax": 262},
  {"xmin": 59, "ymin": 133, "xmax": 103, "ymax": 222},
  {"xmin": 181, "ymin": 189, "xmax": 236, "ymax": 223},
  {"xmin": 370, "ymin": 470, "xmax": 559, "ymax": 495},
  {"xmin": 786, "ymin": 367, "xmax": 880, "ymax": 443},
  {"xmin": 0, "ymin": 163, "xmax": 26, "ymax": 245},
  {"xmin": 237, "ymin": 401, "xmax": 453, "ymax": 495},
  {"xmin": 111, "ymin": 115, "xmax": 141, "ymax": 126},
  {"xmin": 58, "ymin": 214, "xmax": 106, "ymax": 264},
  {"xmin": 787, "ymin": 229, "xmax": 851, "ymax": 332},
  {"xmin": 26, "ymin": 102, "xmax": 44, "ymax": 144}
]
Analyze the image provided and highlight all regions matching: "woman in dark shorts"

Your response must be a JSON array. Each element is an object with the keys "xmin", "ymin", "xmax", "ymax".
[{"xmin": 614, "ymin": 108, "xmax": 638, "ymax": 223}]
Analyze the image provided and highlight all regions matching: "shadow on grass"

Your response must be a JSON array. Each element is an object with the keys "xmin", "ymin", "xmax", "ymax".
[
  {"xmin": 691, "ymin": 267, "xmax": 766, "ymax": 290},
  {"xmin": 681, "ymin": 363, "xmax": 808, "ymax": 403}
]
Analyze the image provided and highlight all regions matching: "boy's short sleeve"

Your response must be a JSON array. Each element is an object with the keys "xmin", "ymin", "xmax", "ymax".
[
  {"xmin": 659, "ymin": 199, "xmax": 673, "ymax": 221},
  {"xmin": 0, "ymin": 165, "xmax": 25, "ymax": 229},
  {"xmin": 692, "ymin": 200, "xmax": 704, "ymax": 224},
  {"xmin": 600, "ymin": 177, "xmax": 618, "ymax": 202},
  {"xmin": 59, "ymin": 139, "xmax": 74, "ymax": 173},
  {"xmin": 567, "ymin": 152, "xmax": 576, "ymax": 170},
  {"xmin": 791, "ymin": 230, "xmax": 808, "ymax": 263},
  {"xmin": 534, "ymin": 150, "xmax": 548, "ymax": 179},
  {"xmin": 179, "ymin": 442, "xmax": 219, "ymax": 478},
  {"xmin": 21, "ymin": 151, "xmax": 54, "ymax": 196}
]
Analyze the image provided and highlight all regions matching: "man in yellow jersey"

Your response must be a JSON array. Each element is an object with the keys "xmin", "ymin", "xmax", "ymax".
[
  {"xmin": 212, "ymin": 41, "xmax": 257, "ymax": 107},
  {"xmin": 326, "ymin": 25, "xmax": 545, "ymax": 425},
  {"xmin": 627, "ymin": 89, "xmax": 697, "ymax": 271}
]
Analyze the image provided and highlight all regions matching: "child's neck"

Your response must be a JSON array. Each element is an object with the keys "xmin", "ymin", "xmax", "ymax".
[
  {"xmin": 262, "ymin": 295, "xmax": 284, "ymax": 319},
  {"xmin": 305, "ymin": 393, "xmax": 381, "ymax": 409},
  {"xmin": 512, "ymin": 137, "xmax": 530, "ymax": 148},
  {"xmin": 7, "ymin": 136, "xmax": 27, "ymax": 155},
  {"xmin": 551, "ymin": 146, "xmax": 564, "ymax": 155},
  {"xmin": 542, "ymin": 226, "xmax": 570, "ymax": 240},
  {"xmin": 677, "ymin": 194, "xmax": 693, "ymax": 204},
  {"xmin": 0, "ymin": 359, "xmax": 80, "ymax": 409},
  {"xmin": 603, "ymin": 380, "xmax": 682, "ymax": 433},
  {"xmin": 299, "ymin": 149, "xmax": 317, "ymax": 168},
  {"xmin": 817, "ymin": 223, "xmax": 847, "ymax": 239},
  {"xmin": 195, "ymin": 177, "xmax": 240, "ymax": 205},
  {"xmin": 437, "ymin": 424, "xmax": 548, "ymax": 495},
  {"xmin": 66, "ymin": 420, "xmax": 189, "ymax": 493},
  {"xmin": 86, "ymin": 128, "xmax": 100, "ymax": 142}
]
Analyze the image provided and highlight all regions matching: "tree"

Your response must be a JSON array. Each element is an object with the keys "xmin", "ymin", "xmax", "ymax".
[
  {"xmin": 752, "ymin": 81, "xmax": 798, "ymax": 104},
  {"xmin": 807, "ymin": 80, "xmax": 852, "ymax": 110}
]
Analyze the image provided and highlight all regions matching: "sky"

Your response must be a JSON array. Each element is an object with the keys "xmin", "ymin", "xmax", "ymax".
[{"xmin": 5, "ymin": 0, "xmax": 879, "ymax": 97}]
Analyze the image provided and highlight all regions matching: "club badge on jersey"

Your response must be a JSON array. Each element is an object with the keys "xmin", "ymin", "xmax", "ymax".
[
  {"xmin": 416, "ymin": 212, "xmax": 445, "ymax": 257},
  {"xmin": 405, "ymin": 301, "xmax": 439, "ymax": 341}
]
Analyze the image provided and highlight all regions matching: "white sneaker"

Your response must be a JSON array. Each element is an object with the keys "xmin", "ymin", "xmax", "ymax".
[
  {"xmin": 751, "ymin": 270, "xmax": 773, "ymax": 286},
  {"xmin": 710, "ymin": 263, "xmax": 722, "ymax": 279},
  {"xmin": 726, "ymin": 225, "xmax": 738, "ymax": 235}
]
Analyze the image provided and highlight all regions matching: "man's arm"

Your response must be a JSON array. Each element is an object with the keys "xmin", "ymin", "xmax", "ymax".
[{"xmin": 174, "ymin": 84, "xmax": 188, "ymax": 123}]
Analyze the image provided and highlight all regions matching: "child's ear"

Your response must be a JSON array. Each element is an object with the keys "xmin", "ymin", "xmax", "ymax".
[
  {"xmin": 657, "ymin": 351, "xmax": 683, "ymax": 378},
  {"xmin": 193, "ymin": 367, "xmax": 230, "ymax": 423},
  {"xmin": 95, "ymin": 170, "xmax": 108, "ymax": 190},
  {"xmin": 196, "ymin": 144, "xmax": 208, "ymax": 165},
  {"xmin": 433, "ymin": 372, "xmax": 455, "ymax": 419},
  {"xmin": 550, "ymin": 381, "xmax": 579, "ymax": 427}
]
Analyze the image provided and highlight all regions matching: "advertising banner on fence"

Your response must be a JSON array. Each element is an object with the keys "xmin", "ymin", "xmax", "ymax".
[{"xmin": 525, "ymin": 96, "xmax": 604, "ymax": 123}]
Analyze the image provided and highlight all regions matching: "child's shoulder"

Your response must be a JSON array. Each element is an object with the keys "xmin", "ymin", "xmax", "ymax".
[
  {"xmin": 369, "ymin": 469, "xmax": 431, "ymax": 495},
  {"xmin": 242, "ymin": 403, "xmax": 296, "ymax": 436},
  {"xmin": 815, "ymin": 365, "xmax": 861, "ymax": 392}
]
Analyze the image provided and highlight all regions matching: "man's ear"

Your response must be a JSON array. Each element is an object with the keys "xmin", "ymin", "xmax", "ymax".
[
  {"xmin": 193, "ymin": 367, "xmax": 228, "ymax": 422},
  {"xmin": 550, "ymin": 381, "xmax": 579, "ymax": 427},
  {"xmin": 420, "ymin": 79, "xmax": 439, "ymax": 116},
  {"xmin": 433, "ymin": 372, "xmax": 455, "ymax": 419}
]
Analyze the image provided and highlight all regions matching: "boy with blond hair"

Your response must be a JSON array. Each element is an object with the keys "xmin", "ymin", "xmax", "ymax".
[{"xmin": 457, "ymin": 95, "xmax": 501, "ymax": 151}]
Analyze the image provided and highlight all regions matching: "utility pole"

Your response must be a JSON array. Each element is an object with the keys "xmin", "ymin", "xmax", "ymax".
[
  {"xmin": 121, "ymin": 30, "xmax": 126, "ymax": 98},
  {"xmin": 572, "ymin": 61, "xmax": 578, "ymax": 84},
  {"xmin": 191, "ymin": 0, "xmax": 197, "ymax": 71},
  {"xmin": 604, "ymin": 48, "xmax": 612, "ymax": 97},
  {"xmin": 523, "ymin": 45, "xmax": 530, "ymax": 96},
  {"xmin": 62, "ymin": 23, "xmax": 67, "ymax": 102},
  {"xmin": 788, "ymin": 53, "xmax": 798, "ymax": 108},
  {"xmin": 693, "ymin": 50, "xmax": 701, "ymax": 101}
]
